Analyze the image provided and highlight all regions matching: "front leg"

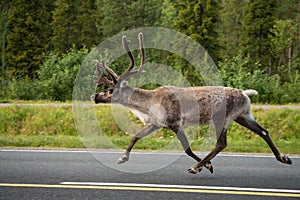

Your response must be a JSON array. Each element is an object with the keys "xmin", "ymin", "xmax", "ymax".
[{"xmin": 117, "ymin": 125, "xmax": 158, "ymax": 164}]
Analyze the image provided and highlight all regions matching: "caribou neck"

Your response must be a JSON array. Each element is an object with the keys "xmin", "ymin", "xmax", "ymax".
[{"xmin": 115, "ymin": 86, "xmax": 154, "ymax": 114}]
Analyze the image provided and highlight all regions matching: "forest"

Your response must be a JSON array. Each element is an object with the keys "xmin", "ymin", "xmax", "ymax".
[{"xmin": 0, "ymin": 0, "xmax": 299, "ymax": 103}]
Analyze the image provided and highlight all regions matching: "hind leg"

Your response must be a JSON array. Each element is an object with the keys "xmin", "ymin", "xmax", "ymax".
[{"xmin": 235, "ymin": 115, "xmax": 292, "ymax": 165}]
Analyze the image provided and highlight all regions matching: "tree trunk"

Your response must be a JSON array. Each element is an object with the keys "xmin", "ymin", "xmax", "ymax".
[
  {"xmin": 1, "ymin": 42, "xmax": 5, "ymax": 76},
  {"xmin": 288, "ymin": 39, "xmax": 292, "ymax": 75}
]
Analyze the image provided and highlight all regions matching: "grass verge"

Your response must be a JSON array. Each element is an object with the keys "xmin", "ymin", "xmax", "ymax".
[{"xmin": 0, "ymin": 103, "xmax": 299, "ymax": 154}]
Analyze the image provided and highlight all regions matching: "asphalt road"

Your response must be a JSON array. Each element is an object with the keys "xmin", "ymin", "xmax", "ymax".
[{"xmin": 0, "ymin": 149, "xmax": 299, "ymax": 200}]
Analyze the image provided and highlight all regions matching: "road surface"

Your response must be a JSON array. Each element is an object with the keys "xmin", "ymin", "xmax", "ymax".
[{"xmin": 0, "ymin": 149, "xmax": 299, "ymax": 200}]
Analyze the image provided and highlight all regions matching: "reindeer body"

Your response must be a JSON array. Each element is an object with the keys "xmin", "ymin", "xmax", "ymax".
[
  {"xmin": 91, "ymin": 33, "xmax": 292, "ymax": 174},
  {"xmin": 116, "ymin": 85, "xmax": 254, "ymax": 129}
]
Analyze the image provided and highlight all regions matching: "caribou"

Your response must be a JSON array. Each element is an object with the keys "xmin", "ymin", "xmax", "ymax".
[{"xmin": 90, "ymin": 33, "xmax": 292, "ymax": 174}]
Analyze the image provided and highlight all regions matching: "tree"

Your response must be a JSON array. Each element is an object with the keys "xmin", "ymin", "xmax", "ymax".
[
  {"xmin": 275, "ymin": 0, "xmax": 298, "ymax": 20},
  {"xmin": 96, "ymin": 0, "xmax": 163, "ymax": 38},
  {"xmin": 94, "ymin": 0, "xmax": 164, "ymax": 77},
  {"xmin": 298, "ymin": 1, "xmax": 300, "ymax": 73},
  {"xmin": 275, "ymin": 0, "xmax": 300, "ymax": 73},
  {"xmin": 270, "ymin": 20, "xmax": 298, "ymax": 78},
  {"xmin": 76, "ymin": 0, "xmax": 101, "ymax": 48},
  {"xmin": 160, "ymin": 0, "xmax": 177, "ymax": 29},
  {"xmin": 219, "ymin": 0, "xmax": 244, "ymax": 58},
  {"xmin": 0, "ymin": 1, "xmax": 9, "ymax": 76},
  {"xmin": 51, "ymin": 0, "xmax": 80, "ymax": 54},
  {"xmin": 240, "ymin": 0, "xmax": 277, "ymax": 74},
  {"xmin": 173, "ymin": 0, "xmax": 222, "ymax": 61},
  {"xmin": 51, "ymin": 0, "xmax": 102, "ymax": 54},
  {"xmin": 6, "ymin": 0, "xmax": 53, "ymax": 78},
  {"xmin": 170, "ymin": 0, "xmax": 222, "ymax": 86}
]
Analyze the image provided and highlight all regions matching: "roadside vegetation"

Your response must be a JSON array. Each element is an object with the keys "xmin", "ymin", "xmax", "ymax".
[
  {"xmin": 1, "ymin": 0, "xmax": 300, "ymax": 104},
  {"xmin": 0, "ymin": 104, "xmax": 299, "ymax": 154},
  {"xmin": 0, "ymin": 1, "xmax": 299, "ymax": 153}
]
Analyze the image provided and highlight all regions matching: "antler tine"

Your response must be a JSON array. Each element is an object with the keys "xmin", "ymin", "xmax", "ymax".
[
  {"xmin": 139, "ymin": 33, "xmax": 146, "ymax": 67},
  {"xmin": 101, "ymin": 59, "xmax": 118, "ymax": 85},
  {"xmin": 120, "ymin": 36, "xmax": 135, "ymax": 77},
  {"xmin": 94, "ymin": 60, "xmax": 104, "ymax": 84},
  {"xmin": 119, "ymin": 33, "xmax": 146, "ymax": 81},
  {"xmin": 94, "ymin": 59, "xmax": 114, "ymax": 87},
  {"xmin": 138, "ymin": 32, "xmax": 145, "ymax": 72}
]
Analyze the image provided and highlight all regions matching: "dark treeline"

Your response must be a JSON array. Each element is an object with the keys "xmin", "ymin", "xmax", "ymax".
[{"xmin": 0, "ymin": 0, "xmax": 299, "ymax": 103}]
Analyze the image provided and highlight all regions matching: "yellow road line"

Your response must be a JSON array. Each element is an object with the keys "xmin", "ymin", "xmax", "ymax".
[{"xmin": 1, "ymin": 183, "xmax": 300, "ymax": 198}]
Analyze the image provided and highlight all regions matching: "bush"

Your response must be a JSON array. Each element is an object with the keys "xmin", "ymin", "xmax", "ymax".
[
  {"xmin": 218, "ymin": 55, "xmax": 300, "ymax": 104},
  {"xmin": 37, "ymin": 47, "xmax": 89, "ymax": 101},
  {"xmin": 1, "ymin": 51, "xmax": 299, "ymax": 103},
  {"xmin": 0, "ymin": 76, "xmax": 15, "ymax": 101},
  {"xmin": 0, "ymin": 47, "xmax": 89, "ymax": 101}
]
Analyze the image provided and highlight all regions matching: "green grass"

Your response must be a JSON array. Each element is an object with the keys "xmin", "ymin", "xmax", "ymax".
[
  {"xmin": 0, "ymin": 135, "xmax": 83, "ymax": 148},
  {"xmin": 0, "ymin": 103, "xmax": 299, "ymax": 154}
]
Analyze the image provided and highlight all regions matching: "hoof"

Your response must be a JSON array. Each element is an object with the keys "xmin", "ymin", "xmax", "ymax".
[
  {"xmin": 187, "ymin": 165, "xmax": 202, "ymax": 174},
  {"xmin": 279, "ymin": 154, "xmax": 292, "ymax": 165},
  {"xmin": 187, "ymin": 168, "xmax": 197, "ymax": 174},
  {"xmin": 205, "ymin": 162, "xmax": 214, "ymax": 174},
  {"xmin": 198, "ymin": 166, "xmax": 203, "ymax": 173},
  {"xmin": 207, "ymin": 165, "xmax": 213, "ymax": 174},
  {"xmin": 286, "ymin": 157, "xmax": 292, "ymax": 165},
  {"xmin": 116, "ymin": 155, "xmax": 129, "ymax": 164}
]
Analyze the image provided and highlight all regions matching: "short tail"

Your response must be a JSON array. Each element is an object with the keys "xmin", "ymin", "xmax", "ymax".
[{"xmin": 242, "ymin": 89, "xmax": 258, "ymax": 96}]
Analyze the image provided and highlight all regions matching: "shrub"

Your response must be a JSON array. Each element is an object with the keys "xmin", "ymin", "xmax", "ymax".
[
  {"xmin": 0, "ymin": 47, "xmax": 89, "ymax": 101},
  {"xmin": 37, "ymin": 47, "xmax": 89, "ymax": 101},
  {"xmin": 218, "ymin": 55, "xmax": 300, "ymax": 104},
  {"xmin": 1, "ymin": 51, "xmax": 299, "ymax": 103},
  {"xmin": 0, "ymin": 76, "xmax": 15, "ymax": 101}
]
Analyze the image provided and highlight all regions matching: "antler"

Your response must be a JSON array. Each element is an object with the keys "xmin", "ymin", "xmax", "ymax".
[
  {"xmin": 102, "ymin": 60, "xmax": 119, "ymax": 84},
  {"xmin": 138, "ymin": 32, "xmax": 146, "ymax": 70},
  {"xmin": 119, "ymin": 32, "xmax": 146, "ymax": 81},
  {"xmin": 94, "ymin": 60, "xmax": 118, "ymax": 87},
  {"xmin": 120, "ymin": 36, "xmax": 135, "ymax": 76},
  {"xmin": 94, "ymin": 60, "xmax": 110, "ymax": 86},
  {"xmin": 94, "ymin": 33, "xmax": 146, "ymax": 87}
]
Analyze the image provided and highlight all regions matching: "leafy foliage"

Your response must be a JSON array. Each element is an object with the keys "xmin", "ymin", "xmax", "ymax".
[
  {"xmin": 37, "ymin": 48, "xmax": 89, "ymax": 101},
  {"xmin": 174, "ymin": 0, "xmax": 222, "ymax": 61},
  {"xmin": 51, "ymin": 0, "xmax": 100, "ymax": 54},
  {"xmin": 0, "ymin": 0, "xmax": 299, "ymax": 103},
  {"xmin": 0, "ymin": 48, "xmax": 88, "ymax": 101},
  {"xmin": 219, "ymin": 0, "xmax": 244, "ymax": 58},
  {"xmin": 160, "ymin": 0, "xmax": 177, "ymax": 29},
  {"xmin": 96, "ymin": 0, "xmax": 162, "ymax": 38},
  {"xmin": 270, "ymin": 19, "xmax": 298, "ymax": 78},
  {"xmin": 240, "ymin": 0, "xmax": 277, "ymax": 72},
  {"xmin": 219, "ymin": 55, "xmax": 300, "ymax": 103},
  {"xmin": 5, "ymin": 0, "xmax": 53, "ymax": 78}
]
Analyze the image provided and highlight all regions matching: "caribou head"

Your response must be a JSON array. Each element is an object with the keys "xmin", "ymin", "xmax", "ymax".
[{"xmin": 90, "ymin": 33, "xmax": 145, "ymax": 104}]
